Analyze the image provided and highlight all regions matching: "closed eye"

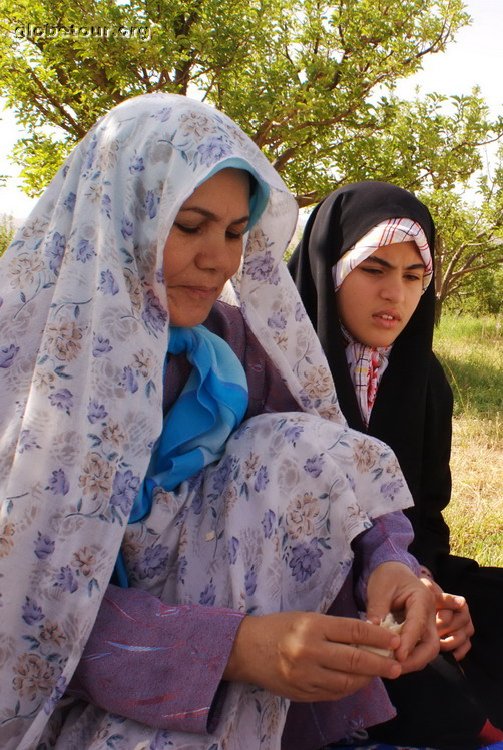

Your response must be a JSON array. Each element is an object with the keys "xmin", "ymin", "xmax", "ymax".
[
  {"xmin": 361, "ymin": 266, "xmax": 383, "ymax": 275},
  {"xmin": 226, "ymin": 229, "xmax": 246, "ymax": 240},
  {"xmin": 173, "ymin": 222, "xmax": 200, "ymax": 234},
  {"xmin": 173, "ymin": 223, "xmax": 246, "ymax": 239}
]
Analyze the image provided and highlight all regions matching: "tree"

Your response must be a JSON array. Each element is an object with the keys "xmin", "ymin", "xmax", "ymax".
[
  {"xmin": 1, "ymin": 0, "xmax": 469, "ymax": 199},
  {"xmin": 0, "ymin": 213, "xmax": 15, "ymax": 256},
  {"xmin": 462, "ymin": 265, "xmax": 503, "ymax": 316},
  {"xmin": 323, "ymin": 88, "xmax": 503, "ymax": 320},
  {"xmin": 426, "ymin": 145, "xmax": 503, "ymax": 321},
  {"xmin": 1, "ymin": 0, "xmax": 502, "ymax": 316}
]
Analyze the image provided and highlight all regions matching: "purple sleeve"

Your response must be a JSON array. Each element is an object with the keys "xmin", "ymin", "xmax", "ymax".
[
  {"xmin": 352, "ymin": 510, "xmax": 421, "ymax": 607},
  {"xmin": 68, "ymin": 584, "xmax": 245, "ymax": 733},
  {"xmin": 70, "ymin": 304, "xmax": 299, "ymax": 732}
]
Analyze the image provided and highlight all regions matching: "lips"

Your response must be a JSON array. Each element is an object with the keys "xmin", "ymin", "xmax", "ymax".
[
  {"xmin": 179, "ymin": 285, "xmax": 219, "ymax": 299},
  {"xmin": 371, "ymin": 311, "xmax": 403, "ymax": 331},
  {"xmin": 374, "ymin": 311, "xmax": 401, "ymax": 322}
]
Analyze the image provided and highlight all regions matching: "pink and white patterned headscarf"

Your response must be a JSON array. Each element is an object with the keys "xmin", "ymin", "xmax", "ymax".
[{"xmin": 333, "ymin": 217, "xmax": 433, "ymax": 292}]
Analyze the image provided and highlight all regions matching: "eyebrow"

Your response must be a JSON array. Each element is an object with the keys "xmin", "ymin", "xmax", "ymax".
[
  {"xmin": 178, "ymin": 207, "xmax": 250, "ymax": 224},
  {"xmin": 363, "ymin": 255, "xmax": 425, "ymax": 271}
]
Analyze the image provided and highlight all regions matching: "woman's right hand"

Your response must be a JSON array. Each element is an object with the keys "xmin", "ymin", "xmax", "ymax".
[{"xmin": 222, "ymin": 611, "xmax": 403, "ymax": 702}]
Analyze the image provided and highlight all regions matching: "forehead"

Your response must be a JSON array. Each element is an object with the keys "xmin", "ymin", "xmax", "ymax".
[
  {"xmin": 370, "ymin": 240, "xmax": 423, "ymax": 265},
  {"xmin": 181, "ymin": 168, "xmax": 250, "ymax": 208}
]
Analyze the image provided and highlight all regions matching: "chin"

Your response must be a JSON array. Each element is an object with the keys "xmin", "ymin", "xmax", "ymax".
[
  {"xmin": 169, "ymin": 306, "xmax": 214, "ymax": 328},
  {"xmin": 361, "ymin": 334, "xmax": 398, "ymax": 348},
  {"xmin": 171, "ymin": 316, "xmax": 209, "ymax": 327},
  {"xmin": 376, "ymin": 337, "xmax": 398, "ymax": 348}
]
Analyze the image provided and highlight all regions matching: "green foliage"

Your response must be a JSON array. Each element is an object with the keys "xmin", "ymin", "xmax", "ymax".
[
  {"xmin": 328, "ymin": 90, "xmax": 503, "ymax": 320},
  {"xmin": 0, "ymin": 213, "xmax": 15, "ymax": 256},
  {"xmin": 0, "ymin": 0, "xmax": 469, "ymax": 196},
  {"xmin": 423, "ymin": 144, "xmax": 503, "ymax": 320},
  {"xmin": 444, "ymin": 265, "xmax": 503, "ymax": 316},
  {"xmin": 328, "ymin": 90, "xmax": 494, "ymax": 190},
  {"xmin": 2, "ymin": 0, "xmax": 502, "ymax": 312}
]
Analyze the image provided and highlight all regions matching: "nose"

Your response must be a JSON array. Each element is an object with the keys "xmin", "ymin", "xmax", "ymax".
[
  {"xmin": 195, "ymin": 230, "xmax": 231, "ymax": 271},
  {"xmin": 380, "ymin": 275, "xmax": 406, "ymax": 303}
]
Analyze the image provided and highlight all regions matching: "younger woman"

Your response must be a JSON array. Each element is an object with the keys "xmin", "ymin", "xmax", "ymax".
[{"xmin": 289, "ymin": 180, "xmax": 503, "ymax": 748}]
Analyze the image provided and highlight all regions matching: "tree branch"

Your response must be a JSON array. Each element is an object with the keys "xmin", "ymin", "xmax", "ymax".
[{"xmin": 26, "ymin": 68, "xmax": 87, "ymax": 137}]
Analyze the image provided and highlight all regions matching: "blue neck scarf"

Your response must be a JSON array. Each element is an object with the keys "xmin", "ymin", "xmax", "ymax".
[
  {"xmin": 132, "ymin": 324, "xmax": 248, "ymax": 522},
  {"xmin": 115, "ymin": 324, "xmax": 248, "ymax": 586}
]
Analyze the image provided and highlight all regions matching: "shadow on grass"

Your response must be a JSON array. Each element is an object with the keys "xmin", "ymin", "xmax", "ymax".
[{"xmin": 438, "ymin": 354, "xmax": 503, "ymax": 417}]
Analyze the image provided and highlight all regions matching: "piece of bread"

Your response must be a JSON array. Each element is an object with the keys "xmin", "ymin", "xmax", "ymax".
[{"xmin": 358, "ymin": 612, "xmax": 404, "ymax": 657}]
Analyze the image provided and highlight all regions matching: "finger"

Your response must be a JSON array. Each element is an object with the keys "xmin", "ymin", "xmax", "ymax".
[
  {"xmin": 396, "ymin": 602, "xmax": 438, "ymax": 662},
  {"xmin": 437, "ymin": 592, "xmax": 465, "ymax": 611},
  {"xmin": 437, "ymin": 622, "xmax": 464, "ymax": 639},
  {"xmin": 452, "ymin": 610, "xmax": 475, "ymax": 637},
  {"xmin": 439, "ymin": 631, "xmax": 472, "ymax": 653},
  {"xmin": 437, "ymin": 610, "xmax": 474, "ymax": 639},
  {"xmin": 436, "ymin": 607, "xmax": 454, "ymax": 624},
  {"xmin": 439, "ymin": 632, "xmax": 462, "ymax": 650},
  {"xmin": 395, "ymin": 613, "xmax": 427, "ymax": 660},
  {"xmin": 320, "ymin": 641, "xmax": 402, "ymax": 680},
  {"xmin": 452, "ymin": 640, "xmax": 472, "ymax": 661},
  {"xmin": 400, "ymin": 630, "xmax": 440, "ymax": 673},
  {"xmin": 439, "ymin": 633, "xmax": 472, "ymax": 661},
  {"xmin": 365, "ymin": 603, "xmax": 392, "ymax": 626},
  {"xmin": 324, "ymin": 616, "xmax": 400, "ymax": 653}
]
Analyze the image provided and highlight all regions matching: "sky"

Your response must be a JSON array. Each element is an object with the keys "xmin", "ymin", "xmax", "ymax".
[
  {"xmin": 394, "ymin": 0, "xmax": 502, "ymax": 110},
  {"xmin": 1, "ymin": 0, "xmax": 502, "ymax": 220}
]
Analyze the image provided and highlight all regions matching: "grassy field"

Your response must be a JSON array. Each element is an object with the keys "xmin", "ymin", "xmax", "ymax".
[{"xmin": 433, "ymin": 314, "xmax": 503, "ymax": 566}]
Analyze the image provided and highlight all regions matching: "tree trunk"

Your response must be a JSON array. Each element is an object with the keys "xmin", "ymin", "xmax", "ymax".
[
  {"xmin": 434, "ymin": 235, "xmax": 444, "ymax": 326},
  {"xmin": 434, "ymin": 295, "xmax": 443, "ymax": 326}
]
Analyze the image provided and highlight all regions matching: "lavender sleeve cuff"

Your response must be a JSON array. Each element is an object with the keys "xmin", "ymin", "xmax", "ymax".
[
  {"xmin": 68, "ymin": 584, "xmax": 245, "ymax": 734},
  {"xmin": 353, "ymin": 510, "xmax": 421, "ymax": 607}
]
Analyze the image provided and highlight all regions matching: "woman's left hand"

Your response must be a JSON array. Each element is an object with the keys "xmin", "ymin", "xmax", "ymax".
[
  {"xmin": 366, "ymin": 561, "xmax": 439, "ymax": 673},
  {"xmin": 420, "ymin": 576, "xmax": 474, "ymax": 661}
]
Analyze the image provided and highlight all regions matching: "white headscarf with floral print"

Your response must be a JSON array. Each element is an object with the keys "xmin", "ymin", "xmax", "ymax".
[{"xmin": 0, "ymin": 93, "xmax": 348, "ymax": 748}]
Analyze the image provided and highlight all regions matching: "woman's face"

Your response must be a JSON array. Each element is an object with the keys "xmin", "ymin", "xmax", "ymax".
[
  {"xmin": 163, "ymin": 168, "xmax": 250, "ymax": 327},
  {"xmin": 336, "ymin": 241, "xmax": 425, "ymax": 347}
]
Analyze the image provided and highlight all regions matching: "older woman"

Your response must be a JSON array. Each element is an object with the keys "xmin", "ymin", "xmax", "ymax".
[{"xmin": 0, "ymin": 98, "xmax": 437, "ymax": 750}]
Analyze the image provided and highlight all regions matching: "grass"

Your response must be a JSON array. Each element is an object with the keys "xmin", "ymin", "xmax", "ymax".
[{"xmin": 433, "ymin": 313, "xmax": 503, "ymax": 566}]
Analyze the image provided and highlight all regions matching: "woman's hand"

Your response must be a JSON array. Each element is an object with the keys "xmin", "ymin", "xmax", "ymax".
[
  {"xmin": 365, "ymin": 561, "xmax": 439, "ymax": 673},
  {"xmin": 420, "ymin": 576, "xmax": 474, "ymax": 661},
  {"xmin": 223, "ymin": 610, "xmax": 403, "ymax": 702}
]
